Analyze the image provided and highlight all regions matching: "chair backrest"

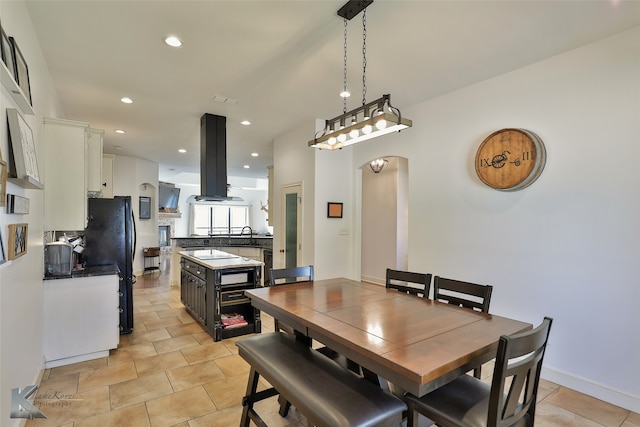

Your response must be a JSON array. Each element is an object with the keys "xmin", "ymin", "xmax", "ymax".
[
  {"xmin": 433, "ymin": 276, "xmax": 493, "ymax": 312},
  {"xmin": 270, "ymin": 265, "xmax": 314, "ymax": 286},
  {"xmin": 385, "ymin": 269, "xmax": 432, "ymax": 298},
  {"xmin": 488, "ymin": 317, "xmax": 553, "ymax": 427}
]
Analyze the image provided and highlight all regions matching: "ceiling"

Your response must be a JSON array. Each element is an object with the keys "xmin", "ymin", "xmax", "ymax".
[{"xmin": 25, "ymin": 1, "xmax": 640, "ymax": 186}]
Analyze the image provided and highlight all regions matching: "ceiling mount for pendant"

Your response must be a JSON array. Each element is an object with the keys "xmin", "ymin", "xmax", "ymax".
[
  {"xmin": 337, "ymin": 0, "xmax": 373, "ymax": 20},
  {"xmin": 309, "ymin": 0, "xmax": 412, "ymax": 151}
]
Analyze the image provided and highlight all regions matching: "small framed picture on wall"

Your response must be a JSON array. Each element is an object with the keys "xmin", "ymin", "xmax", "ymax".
[
  {"xmin": 327, "ymin": 202, "xmax": 343, "ymax": 218},
  {"xmin": 139, "ymin": 196, "xmax": 151, "ymax": 220},
  {"xmin": 8, "ymin": 223, "xmax": 28, "ymax": 260}
]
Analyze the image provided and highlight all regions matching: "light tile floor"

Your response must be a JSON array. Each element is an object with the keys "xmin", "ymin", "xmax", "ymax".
[{"xmin": 27, "ymin": 260, "xmax": 639, "ymax": 427}]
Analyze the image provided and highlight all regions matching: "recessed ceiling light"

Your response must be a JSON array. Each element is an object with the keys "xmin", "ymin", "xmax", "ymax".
[
  {"xmin": 178, "ymin": 149, "xmax": 186, "ymax": 153},
  {"xmin": 243, "ymin": 165, "xmax": 250, "ymax": 169},
  {"xmin": 115, "ymin": 129, "xmax": 126, "ymax": 134},
  {"xmin": 240, "ymin": 120, "xmax": 251, "ymax": 126},
  {"xmin": 251, "ymin": 152, "xmax": 259, "ymax": 157},
  {"xmin": 121, "ymin": 97, "xmax": 133, "ymax": 104},
  {"xmin": 164, "ymin": 36, "xmax": 182, "ymax": 47}
]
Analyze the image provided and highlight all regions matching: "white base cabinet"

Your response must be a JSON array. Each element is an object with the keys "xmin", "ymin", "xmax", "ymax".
[{"xmin": 43, "ymin": 274, "xmax": 120, "ymax": 368}]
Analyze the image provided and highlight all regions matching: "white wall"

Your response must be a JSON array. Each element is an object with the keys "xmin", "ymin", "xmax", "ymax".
[
  {"xmin": 314, "ymin": 143, "xmax": 354, "ymax": 280},
  {"xmin": 0, "ymin": 2, "xmax": 64, "ymax": 425},
  {"xmin": 272, "ymin": 121, "xmax": 317, "ymax": 270},
  {"xmin": 112, "ymin": 155, "xmax": 159, "ymax": 275},
  {"xmin": 279, "ymin": 27, "xmax": 640, "ymax": 411}
]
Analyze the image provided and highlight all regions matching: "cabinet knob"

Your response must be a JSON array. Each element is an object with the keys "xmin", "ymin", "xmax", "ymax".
[
  {"xmin": 279, "ymin": 249, "xmax": 285, "ymax": 253},
  {"xmin": 102, "ymin": 182, "xmax": 107, "ymax": 187}
]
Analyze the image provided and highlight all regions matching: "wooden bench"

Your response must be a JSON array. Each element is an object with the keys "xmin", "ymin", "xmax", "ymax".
[{"xmin": 237, "ymin": 332, "xmax": 406, "ymax": 427}]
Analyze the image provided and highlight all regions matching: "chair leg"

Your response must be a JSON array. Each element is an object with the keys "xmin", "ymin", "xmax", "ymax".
[
  {"xmin": 473, "ymin": 366, "xmax": 482, "ymax": 379},
  {"xmin": 241, "ymin": 368, "xmax": 261, "ymax": 427},
  {"xmin": 278, "ymin": 395, "xmax": 291, "ymax": 417}
]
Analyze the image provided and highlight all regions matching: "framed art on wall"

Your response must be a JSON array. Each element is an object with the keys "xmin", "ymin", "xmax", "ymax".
[
  {"xmin": 0, "ymin": 229, "xmax": 6, "ymax": 265},
  {"xmin": 139, "ymin": 196, "xmax": 151, "ymax": 220},
  {"xmin": 7, "ymin": 108, "xmax": 43, "ymax": 189},
  {"xmin": 9, "ymin": 36, "xmax": 32, "ymax": 106},
  {"xmin": 327, "ymin": 202, "xmax": 343, "ymax": 218},
  {"xmin": 0, "ymin": 159, "xmax": 7, "ymax": 208},
  {"xmin": 8, "ymin": 223, "xmax": 28, "ymax": 260},
  {"xmin": 1, "ymin": 22, "xmax": 16, "ymax": 80}
]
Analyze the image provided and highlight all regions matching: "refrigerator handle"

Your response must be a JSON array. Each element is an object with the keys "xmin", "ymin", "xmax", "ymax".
[{"xmin": 132, "ymin": 211, "xmax": 137, "ymax": 263}]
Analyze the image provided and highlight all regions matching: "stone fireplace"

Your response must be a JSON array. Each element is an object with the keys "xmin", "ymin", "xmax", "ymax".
[{"xmin": 158, "ymin": 214, "xmax": 177, "ymax": 253}]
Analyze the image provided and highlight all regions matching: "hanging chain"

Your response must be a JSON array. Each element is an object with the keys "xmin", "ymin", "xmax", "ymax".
[
  {"xmin": 343, "ymin": 17, "xmax": 348, "ymax": 114},
  {"xmin": 362, "ymin": 8, "xmax": 367, "ymax": 106}
]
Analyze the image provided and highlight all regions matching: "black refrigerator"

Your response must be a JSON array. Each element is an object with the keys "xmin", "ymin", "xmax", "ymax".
[{"xmin": 83, "ymin": 196, "xmax": 137, "ymax": 334}]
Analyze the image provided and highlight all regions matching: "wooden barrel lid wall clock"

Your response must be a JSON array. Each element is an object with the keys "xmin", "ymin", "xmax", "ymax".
[{"xmin": 475, "ymin": 128, "xmax": 546, "ymax": 191}]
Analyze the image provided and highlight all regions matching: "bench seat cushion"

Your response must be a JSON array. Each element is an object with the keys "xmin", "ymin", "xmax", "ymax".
[{"xmin": 237, "ymin": 332, "xmax": 406, "ymax": 427}]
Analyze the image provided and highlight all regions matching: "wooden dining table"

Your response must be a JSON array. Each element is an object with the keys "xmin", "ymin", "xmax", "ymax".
[{"xmin": 244, "ymin": 277, "xmax": 531, "ymax": 398}]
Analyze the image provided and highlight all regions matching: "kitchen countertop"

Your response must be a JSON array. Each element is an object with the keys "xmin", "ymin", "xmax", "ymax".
[
  {"xmin": 44, "ymin": 264, "xmax": 120, "ymax": 281},
  {"xmin": 173, "ymin": 235, "xmax": 272, "ymax": 250},
  {"xmin": 180, "ymin": 249, "xmax": 263, "ymax": 270}
]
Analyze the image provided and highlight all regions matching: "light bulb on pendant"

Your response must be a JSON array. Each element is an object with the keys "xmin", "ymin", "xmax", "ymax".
[
  {"xmin": 362, "ymin": 124, "xmax": 373, "ymax": 134},
  {"xmin": 349, "ymin": 116, "xmax": 359, "ymax": 138},
  {"xmin": 375, "ymin": 117, "xmax": 387, "ymax": 130},
  {"xmin": 328, "ymin": 136, "xmax": 337, "ymax": 145},
  {"xmin": 337, "ymin": 133, "xmax": 347, "ymax": 143}
]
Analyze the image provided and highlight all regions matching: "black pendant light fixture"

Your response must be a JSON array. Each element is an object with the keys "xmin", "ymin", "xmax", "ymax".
[{"xmin": 309, "ymin": 0, "xmax": 412, "ymax": 150}]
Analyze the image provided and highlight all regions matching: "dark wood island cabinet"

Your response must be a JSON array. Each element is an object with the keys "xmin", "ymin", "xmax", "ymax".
[{"xmin": 179, "ymin": 249, "xmax": 262, "ymax": 341}]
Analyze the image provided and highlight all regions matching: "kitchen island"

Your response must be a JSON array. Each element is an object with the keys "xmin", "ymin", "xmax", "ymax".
[
  {"xmin": 179, "ymin": 249, "xmax": 263, "ymax": 341},
  {"xmin": 172, "ymin": 235, "xmax": 273, "ymax": 286}
]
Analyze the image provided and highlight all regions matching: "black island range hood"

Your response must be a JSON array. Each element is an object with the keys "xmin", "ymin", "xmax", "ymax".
[{"xmin": 195, "ymin": 113, "xmax": 242, "ymax": 202}]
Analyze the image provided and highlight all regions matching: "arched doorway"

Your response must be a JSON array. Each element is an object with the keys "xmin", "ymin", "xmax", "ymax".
[{"xmin": 360, "ymin": 157, "xmax": 409, "ymax": 285}]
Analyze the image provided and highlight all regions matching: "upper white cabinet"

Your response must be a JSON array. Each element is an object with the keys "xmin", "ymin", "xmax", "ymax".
[
  {"xmin": 43, "ymin": 117, "xmax": 90, "ymax": 231},
  {"xmin": 102, "ymin": 154, "xmax": 115, "ymax": 198},
  {"xmin": 86, "ymin": 128, "xmax": 104, "ymax": 194}
]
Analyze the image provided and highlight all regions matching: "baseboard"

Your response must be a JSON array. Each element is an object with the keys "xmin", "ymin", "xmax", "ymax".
[
  {"xmin": 44, "ymin": 350, "xmax": 110, "ymax": 369},
  {"xmin": 542, "ymin": 365, "xmax": 640, "ymax": 413},
  {"xmin": 360, "ymin": 275, "xmax": 384, "ymax": 286}
]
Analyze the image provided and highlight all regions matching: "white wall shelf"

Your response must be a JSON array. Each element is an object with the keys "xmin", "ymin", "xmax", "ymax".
[{"xmin": 1, "ymin": 59, "xmax": 34, "ymax": 115}]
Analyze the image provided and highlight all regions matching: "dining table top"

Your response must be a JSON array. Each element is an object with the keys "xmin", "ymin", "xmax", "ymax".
[{"xmin": 245, "ymin": 277, "xmax": 532, "ymax": 397}]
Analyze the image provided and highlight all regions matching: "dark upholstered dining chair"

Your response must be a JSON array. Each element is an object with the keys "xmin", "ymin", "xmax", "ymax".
[
  {"xmin": 386, "ymin": 269, "xmax": 432, "ymax": 298},
  {"xmin": 405, "ymin": 317, "xmax": 553, "ymax": 427},
  {"xmin": 433, "ymin": 276, "xmax": 493, "ymax": 378}
]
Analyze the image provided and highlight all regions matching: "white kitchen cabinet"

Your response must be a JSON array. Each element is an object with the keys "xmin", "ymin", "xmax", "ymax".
[
  {"xmin": 43, "ymin": 117, "xmax": 90, "ymax": 231},
  {"xmin": 102, "ymin": 154, "xmax": 114, "ymax": 198},
  {"xmin": 86, "ymin": 128, "xmax": 104, "ymax": 194},
  {"xmin": 43, "ymin": 274, "xmax": 120, "ymax": 368}
]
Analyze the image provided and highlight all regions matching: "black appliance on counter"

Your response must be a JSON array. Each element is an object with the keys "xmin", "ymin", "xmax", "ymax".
[{"xmin": 83, "ymin": 196, "xmax": 137, "ymax": 334}]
